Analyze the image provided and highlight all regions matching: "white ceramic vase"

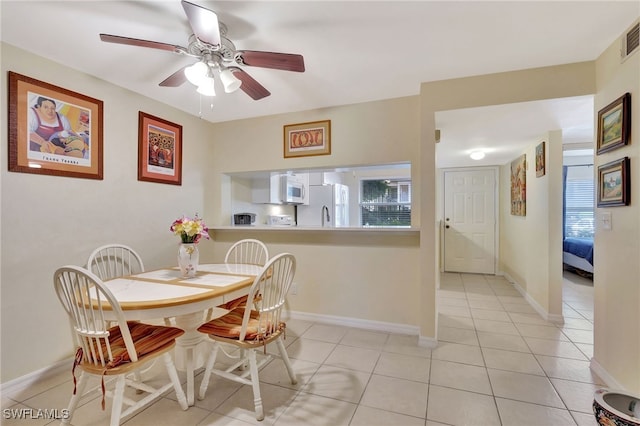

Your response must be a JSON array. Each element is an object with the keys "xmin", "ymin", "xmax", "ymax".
[{"xmin": 177, "ymin": 243, "xmax": 199, "ymax": 278}]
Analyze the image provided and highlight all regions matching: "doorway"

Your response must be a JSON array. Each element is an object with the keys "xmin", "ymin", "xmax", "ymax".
[{"xmin": 442, "ymin": 168, "xmax": 497, "ymax": 274}]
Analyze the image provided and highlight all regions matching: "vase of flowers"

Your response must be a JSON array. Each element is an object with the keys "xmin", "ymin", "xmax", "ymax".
[{"xmin": 170, "ymin": 214, "xmax": 210, "ymax": 278}]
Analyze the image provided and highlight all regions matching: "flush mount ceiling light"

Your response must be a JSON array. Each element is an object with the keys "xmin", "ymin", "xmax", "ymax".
[{"xmin": 470, "ymin": 151, "xmax": 486, "ymax": 160}]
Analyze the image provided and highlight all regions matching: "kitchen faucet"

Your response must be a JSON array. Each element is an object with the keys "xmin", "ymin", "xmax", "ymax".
[{"xmin": 321, "ymin": 205, "xmax": 330, "ymax": 227}]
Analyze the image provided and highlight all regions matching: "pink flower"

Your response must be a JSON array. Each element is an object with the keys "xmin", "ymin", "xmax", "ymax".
[{"xmin": 170, "ymin": 214, "xmax": 210, "ymax": 243}]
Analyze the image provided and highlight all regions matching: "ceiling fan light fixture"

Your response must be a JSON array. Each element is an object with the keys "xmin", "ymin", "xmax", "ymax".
[
  {"xmin": 185, "ymin": 61, "xmax": 208, "ymax": 86},
  {"xmin": 197, "ymin": 75, "xmax": 216, "ymax": 96},
  {"xmin": 470, "ymin": 151, "xmax": 486, "ymax": 160},
  {"xmin": 219, "ymin": 68, "xmax": 242, "ymax": 93}
]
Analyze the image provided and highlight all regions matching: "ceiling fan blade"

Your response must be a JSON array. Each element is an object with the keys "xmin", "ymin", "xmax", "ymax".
[
  {"xmin": 159, "ymin": 66, "xmax": 189, "ymax": 87},
  {"xmin": 228, "ymin": 67, "xmax": 270, "ymax": 100},
  {"xmin": 236, "ymin": 51, "xmax": 305, "ymax": 72},
  {"xmin": 100, "ymin": 34, "xmax": 187, "ymax": 54},
  {"xmin": 181, "ymin": 0, "xmax": 221, "ymax": 48}
]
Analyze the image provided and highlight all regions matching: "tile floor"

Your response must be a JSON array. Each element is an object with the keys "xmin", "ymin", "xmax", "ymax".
[{"xmin": 1, "ymin": 271, "xmax": 599, "ymax": 425}]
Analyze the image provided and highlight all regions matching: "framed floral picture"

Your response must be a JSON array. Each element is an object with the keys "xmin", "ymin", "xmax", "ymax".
[
  {"xmin": 138, "ymin": 111, "xmax": 182, "ymax": 185},
  {"xmin": 8, "ymin": 71, "xmax": 103, "ymax": 179},
  {"xmin": 597, "ymin": 157, "xmax": 630, "ymax": 207},
  {"xmin": 283, "ymin": 120, "xmax": 331, "ymax": 158},
  {"xmin": 596, "ymin": 93, "xmax": 631, "ymax": 155},
  {"xmin": 510, "ymin": 154, "xmax": 526, "ymax": 216},
  {"xmin": 535, "ymin": 141, "xmax": 545, "ymax": 177}
]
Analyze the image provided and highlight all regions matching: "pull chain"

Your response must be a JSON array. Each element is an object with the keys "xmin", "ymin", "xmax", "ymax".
[{"xmin": 197, "ymin": 94, "xmax": 214, "ymax": 119}]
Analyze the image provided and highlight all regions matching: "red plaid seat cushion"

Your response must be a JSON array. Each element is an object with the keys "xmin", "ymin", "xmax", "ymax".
[
  {"xmin": 73, "ymin": 321, "xmax": 184, "ymax": 410},
  {"xmin": 197, "ymin": 308, "xmax": 284, "ymax": 341},
  {"xmin": 104, "ymin": 322, "xmax": 184, "ymax": 368},
  {"xmin": 217, "ymin": 294, "xmax": 248, "ymax": 311}
]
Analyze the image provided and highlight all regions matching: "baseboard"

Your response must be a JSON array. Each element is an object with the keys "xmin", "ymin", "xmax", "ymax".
[
  {"xmin": 501, "ymin": 273, "xmax": 620, "ymax": 392},
  {"xmin": 418, "ymin": 335, "xmax": 438, "ymax": 349},
  {"xmin": 287, "ymin": 310, "xmax": 421, "ymax": 337},
  {"xmin": 502, "ymin": 272, "xmax": 564, "ymax": 325},
  {"xmin": 590, "ymin": 358, "xmax": 626, "ymax": 391},
  {"xmin": 1, "ymin": 357, "xmax": 70, "ymax": 396}
]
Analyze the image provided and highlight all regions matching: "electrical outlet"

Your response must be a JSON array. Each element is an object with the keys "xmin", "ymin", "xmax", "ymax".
[{"xmin": 291, "ymin": 283, "xmax": 298, "ymax": 295}]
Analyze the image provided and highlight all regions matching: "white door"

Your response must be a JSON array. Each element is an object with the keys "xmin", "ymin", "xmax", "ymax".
[{"xmin": 443, "ymin": 169, "xmax": 496, "ymax": 274}]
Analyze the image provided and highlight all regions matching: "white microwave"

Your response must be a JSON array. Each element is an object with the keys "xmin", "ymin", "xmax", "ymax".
[{"xmin": 280, "ymin": 175, "xmax": 306, "ymax": 204}]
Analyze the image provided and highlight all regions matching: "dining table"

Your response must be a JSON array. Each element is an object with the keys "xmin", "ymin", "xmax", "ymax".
[{"xmin": 100, "ymin": 263, "xmax": 263, "ymax": 406}]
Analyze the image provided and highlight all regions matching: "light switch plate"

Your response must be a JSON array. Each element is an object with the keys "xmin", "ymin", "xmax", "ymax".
[{"xmin": 601, "ymin": 212, "xmax": 612, "ymax": 230}]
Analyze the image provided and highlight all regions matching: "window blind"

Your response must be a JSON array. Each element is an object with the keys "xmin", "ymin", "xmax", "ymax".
[{"xmin": 564, "ymin": 165, "xmax": 594, "ymax": 238}]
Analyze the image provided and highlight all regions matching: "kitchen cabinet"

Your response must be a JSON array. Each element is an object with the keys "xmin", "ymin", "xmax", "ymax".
[{"xmin": 251, "ymin": 173, "xmax": 280, "ymax": 204}]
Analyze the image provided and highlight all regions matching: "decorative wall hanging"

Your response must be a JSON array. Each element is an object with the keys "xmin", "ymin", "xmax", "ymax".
[
  {"xmin": 8, "ymin": 71, "xmax": 103, "ymax": 180},
  {"xmin": 510, "ymin": 154, "xmax": 526, "ymax": 216},
  {"xmin": 138, "ymin": 111, "xmax": 182, "ymax": 185},
  {"xmin": 535, "ymin": 141, "xmax": 546, "ymax": 177},
  {"xmin": 283, "ymin": 120, "xmax": 331, "ymax": 158},
  {"xmin": 597, "ymin": 157, "xmax": 630, "ymax": 207},
  {"xmin": 597, "ymin": 92, "xmax": 631, "ymax": 155}
]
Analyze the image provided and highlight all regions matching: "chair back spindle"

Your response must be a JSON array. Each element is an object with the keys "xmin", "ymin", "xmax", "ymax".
[
  {"xmin": 54, "ymin": 266, "xmax": 137, "ymax": 367},
  {"xmin": 53, "ymin": 265, "xmax": 188, "ymax": 425},
  {"xmin": 197, "ymin": 253, "xmax": 297, "ymax": 421},
  {"xmin": 88, "ymin": 244, "xmax": 145, "ymax": 281},
  {"xmin": 225, "ymin": 239, "xmax": 269, "ymax": 266},
  {"xmin": 240, "ymin": 253, "xmax": 295, "ymax": 342}
]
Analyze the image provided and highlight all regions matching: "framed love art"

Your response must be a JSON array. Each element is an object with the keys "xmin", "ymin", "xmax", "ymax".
[{"xmin": 283, "ymin": 120, "xmax": 331, "ymax": 158}]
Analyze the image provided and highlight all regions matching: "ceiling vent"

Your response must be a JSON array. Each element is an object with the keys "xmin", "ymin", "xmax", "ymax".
[{"xmin": 621, "ymin": 20, "xmax": 639, "ymax": 62}]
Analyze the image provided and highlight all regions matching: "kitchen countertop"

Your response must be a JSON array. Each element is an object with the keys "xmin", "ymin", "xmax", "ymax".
[{"xmin": 211, "ymin": 225, "xmax": 420, "ymax": 233}]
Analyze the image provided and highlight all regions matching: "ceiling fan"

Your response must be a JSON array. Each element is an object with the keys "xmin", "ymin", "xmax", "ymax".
[{"xmin": 99, "ymin": 0, "xmax": 305, "ymax": 100}]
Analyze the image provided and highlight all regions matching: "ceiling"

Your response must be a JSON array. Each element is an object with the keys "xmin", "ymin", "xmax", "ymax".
[{"xmin": 1, "ymin": 1, "xmax": 638, "ymax": 167}]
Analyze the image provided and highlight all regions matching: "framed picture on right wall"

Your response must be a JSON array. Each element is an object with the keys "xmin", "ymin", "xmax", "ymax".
[
  {"xmin": 597, "ymin": 157, "xmax": 630, "ymax": 207},
  {"xmin": 596, "ymin": 92, "xmax": 631, "ymax": 155}
]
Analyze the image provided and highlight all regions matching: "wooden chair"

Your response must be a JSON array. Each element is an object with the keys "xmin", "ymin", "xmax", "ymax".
[
  {"xmin": 197, "ymin": 253, "xmax": 297, "ymax": 421},
  {"xmin": 88, "ymin": 243, "xmax": 174, "ymax": 327},
  {"xmin": 205, "ymin": 239, "xmax": 270, "ymax": 320},
  {"xmin": 224, "ymin": 239, "xmax": 269, "ymax": 266},
  {"xmin": 87, "ymin": 244, "xmax": 144, "ymax": 281},
  {"xmin": 54, "ymin": 266, "xmax": 188, "ymax": 426}
]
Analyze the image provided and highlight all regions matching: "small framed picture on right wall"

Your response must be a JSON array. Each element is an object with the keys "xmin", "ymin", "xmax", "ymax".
[
  {"xmin": 596, "ymin": 92, "xmax": 631, "ymax": 155},
  {"xmin": 597, "ymin": 157, "xmax": 630, "ymax": 207}
]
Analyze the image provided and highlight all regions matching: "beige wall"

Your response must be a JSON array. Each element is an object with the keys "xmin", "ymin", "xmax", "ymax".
[
  {"xmin": 201, "ymin": 97, "xmax": 423, "ymax": 334},
  {"xmin": 205, "ymin": 97, "xmax": 421, "ymax": 227},
  {"xmin": 499, "ymin": 131, "xmax": 564, "ymax": 320},
  {"xmin": 0, "ymin": 43, "xmax": 216, "ymax": 382},
  {"xmin": 592, "ymin": 31, "xmax": 640, "ymax": 393}
]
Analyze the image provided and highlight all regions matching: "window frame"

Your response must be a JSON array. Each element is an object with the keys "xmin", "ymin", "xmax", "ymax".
[{"xmin": 359, "ymin": 176, "xmax": 412, "ymax": 228}]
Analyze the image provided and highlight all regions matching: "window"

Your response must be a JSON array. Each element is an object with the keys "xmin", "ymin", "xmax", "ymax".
[
  {"xmin": 564, "ymin": 165, "xmax": 594, "ymax": 238},
  {"xmin": 360, "ymin": 178, "xmax": 411, "ymax": 227}
]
